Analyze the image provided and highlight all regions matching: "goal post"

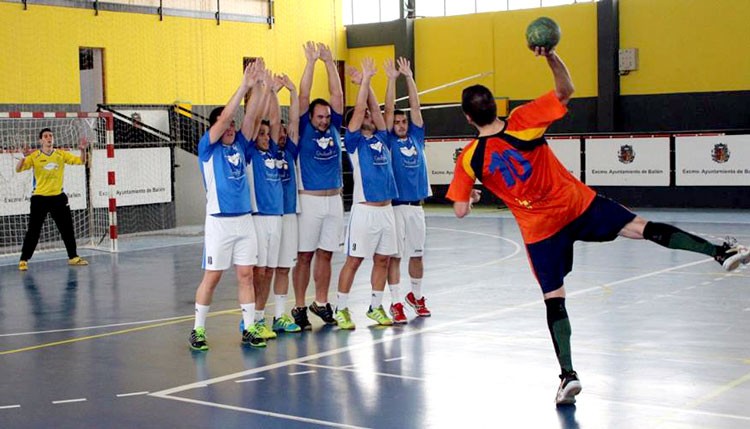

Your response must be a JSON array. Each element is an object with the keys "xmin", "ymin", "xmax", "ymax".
[{"xmin": 0, "ymin": 111, "xmax": 118, "ymax": 256}]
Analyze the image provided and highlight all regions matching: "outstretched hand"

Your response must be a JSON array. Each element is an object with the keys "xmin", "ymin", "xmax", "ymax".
[
  {"xmin": 345, "ymin": 65, "xmax": 363, "ymax": 85},
  {"xmin": 361, "ymin": 57, "xmax": 377, "ymax": 79},
  {"xmin": 318, "ymin": 43, "xmax": 333, "ymax": 63},
  {"xmin": 20, "ymin": 144, "xmax": 34, "ymax": 157},
  {"xmin": 245, "ymin": 58, "xmax": 265, "ymax": 87},
  {"xmin": 78, "ymin": 137, "xmax": 89, "ymax": 151},
  {"xmin": 280, "ymin": 74, "xmax": 296, "ymax": 92},
  {"xmin": 532, "ymin": 46, "xmax": 554, "ymax": 57},
  {"xmin": 383, "ymin": 58, "xmax": 400, "ymax": 80},
  {"xmin": 303, "ymin": 41, "xmax": 319, "ymax": 62},
  {"xmin": 396, "ymin": 57, "xmax": 413, "ymax": 77}
]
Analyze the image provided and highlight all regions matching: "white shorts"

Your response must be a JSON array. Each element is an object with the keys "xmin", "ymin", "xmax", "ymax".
[
  {"xmin": 393, "ymin": 205, "xmax": 426, "ymax": 259},
  {"xmin": 278, "ymin": 214, "xmax": 298, "ymax": 268},
  {"xmin": 203, "ymin": 214, "xmax": 258, "ymax": 271},
  {"xmin": 344, "ymin": 204, "xmax": 398, "ymax": 258},
  {"xmin": 298, "ymin": 194, "xmax": 344, "ymax": 253},
  {"xmin": 253, "ymin": 215, "xmax": 283, "ymax": 268}
]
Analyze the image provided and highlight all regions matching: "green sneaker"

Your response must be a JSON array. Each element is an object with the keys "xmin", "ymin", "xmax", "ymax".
[
  {"xmin": 272, "ymin": 314, "xmax": 302, "ymax": 333},
  {"xmin": 255, "ymin": 319, "xmax": 277, "ymax": 340},
  {"xmin": 189, "ymin": 327, "xmax": 209, "ymax": 351},
  {"xmin": 242, "ymin": 324, "xmax": 266, "ymax": 348},
  {"xmin": 366, "ymin": 305, "xmax": 393, "ymax": 326},
  {"xmin": 334, "ymin": 308, "xmax": 356, "ymax": 330}
]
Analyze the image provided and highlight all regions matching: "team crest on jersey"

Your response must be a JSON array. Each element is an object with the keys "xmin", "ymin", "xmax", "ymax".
[
  {"xmin": 711, "ymin": 143, "xmax": 730, "ymax": 164},
  {"xmin": 399, "ymin": 144, "xmax": 419, "ymax": 167},
  {"xmin": 618, "ymin": 145, "xmax": 635, "ymax": 164},
  {"xmin": 314, "ymin": 135, "xmax": 337, "ymax": 161},
  {"xmin": 315, "ymin": 136, "xmax": 334, "ymax": 149},
  {"xmin": 225, "ymin": 146, "xmax": 245, "ymax": 179},
  {"xmin": 264, "ymin": 158, "xmax": 276, "ymax": 169},
  {"xmin": 369, "ymin": 141, "xmax": 383, "ymax": 153},
  {"xmin": 400, "ymin": 145, "xmax": 417, "ymax": 157},
  {"xmin": 43, "ymin": 162, "xmax": 59, "ymax": 171},
  {"xmin": 227, "ymin": 151, "xmax": 241, "ymax": 166}
]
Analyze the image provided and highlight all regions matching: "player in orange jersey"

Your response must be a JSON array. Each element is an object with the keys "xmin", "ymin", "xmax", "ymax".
[{"xmin": 447, "ymin": 47, "xmax": 750, "ymax": 406}]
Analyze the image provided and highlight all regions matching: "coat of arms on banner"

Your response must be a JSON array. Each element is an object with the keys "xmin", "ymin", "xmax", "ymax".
[
  {"xmin": 711, "ymin": 142, "xmax": 730, "ymax": 164},
  {"xmin": 617, "ymin": 144, "xmax": 635, "ymax": 164}
]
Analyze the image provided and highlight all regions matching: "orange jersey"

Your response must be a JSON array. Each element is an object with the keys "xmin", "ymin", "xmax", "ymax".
[{"xmin": 447, "ymin": 91, "xmax": 595, "ymax": 244}]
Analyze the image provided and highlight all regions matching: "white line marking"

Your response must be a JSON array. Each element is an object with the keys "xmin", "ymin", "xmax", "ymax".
[
  {"xmin": 0, "ymin": 405, "xmax": 21, "ymax": 410},
  {"xmin": 298, "ymin": 363, "xmax": 424, "ymax": 381},
  {"xmin": 52, "ymin": 398, "xmax": 87, "ymax": 405},
  {"xmin": 235, "ymin": 377, "xmax": 265, "ymax": 383},
  {"xmin": 589, "ymin": 397, "xmax": 750, "ymax": 422},
  {"xmin": 383, "ymin": 356, "xmax": 405, "ymax": 362},
  {"xmin": 116, "ymin": 391, "xmax": 149, "ymax": 397},
  {"xmin": 289, "ymin": 370, "xmax": 316, "ymax": 376}
]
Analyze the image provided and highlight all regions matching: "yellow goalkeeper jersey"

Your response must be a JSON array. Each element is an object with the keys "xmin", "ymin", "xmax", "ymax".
[{"xmin": 19, "ymin": 149, "xmax": 84, "ymax": 196}]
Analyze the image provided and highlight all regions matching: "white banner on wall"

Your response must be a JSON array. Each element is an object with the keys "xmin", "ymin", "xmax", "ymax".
[
  {"xmin": 585, "ymin": 137, "xmax": 670, "ymax": 186},
  {"xmin": 0, "ymin": 152, "xmax": 87, "ymax": 216},
  {"xmin": 424, "ymin": 139, "xmax": 473, "ymax": 185},
  {"xmin": 91, "ymin": 147, "xmax": 172, "ymax": 208},
  {"xmin": 548, "ymin": 137, "xmax": 582, "ymax": 180},
  {"xmin": 675, "ymin": 134, "xmax": 750, "ymax": 186}
]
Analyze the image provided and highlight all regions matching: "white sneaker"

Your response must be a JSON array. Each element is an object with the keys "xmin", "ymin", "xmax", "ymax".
[
  {"xmin": 556, "ymin": 372, "xmax": 582, "ymax": 405},
  {"xmin": 716, "ymin": 241, "xmax": 750, "ymax": 271}
]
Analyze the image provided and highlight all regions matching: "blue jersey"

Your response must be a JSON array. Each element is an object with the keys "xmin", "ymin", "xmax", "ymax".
[
  {"xmin": 344, "ymin": 129, "xmax": 398, "ymax": 204},
  {"xmin": 277, "ymin": 138, "xmax": 300, "ymax": 214},
  {"xmin": 246, "ymin": 139, "xmax": 283, "ymax": 216},
  {"xmin": 198, "ymin": 130, "xmax": 252, "ymax": 216},
  {"xmin": 298, "ymin": 110, "xmax": 343, "ymax": 190},
  {"xmin": 388, "ymin": 123, "xmax": 431, "ymax": 202}
]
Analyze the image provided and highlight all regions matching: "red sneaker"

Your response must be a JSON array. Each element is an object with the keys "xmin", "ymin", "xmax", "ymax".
[
  {"xmin": 389, "ymin": 302, "xmax": 408, "ymax": 324},
  {"xmin": 405, "ymin": 292, "xmax": 431, "ymax": 317}
]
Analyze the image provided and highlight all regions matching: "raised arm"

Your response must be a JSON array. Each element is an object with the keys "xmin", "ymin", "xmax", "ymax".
[
  {"xmin": 383, "ymin": 58, "xmax": 400, "ymax": 130},
  {"xmin": 347, "ymin": 59, "xmax": 375, "ymax": 133},
  {"xmin": 318, "ymin": 43, "xmax": 344, "ymax": 115},
  {"xmin": 298, "ymin": 41, "xmax": 319, "ymax": 116},
  {"xmin": 252, "ymin": 70, "xmax": 275, "ymax": 140},
  {"xmin": 281, "ymin": 74, "xmax": 299, "ymax": 144},
  {"xmin": 268, "ymin": 75, "xmax": 283, "ymax": 143},
  {"xmin": 397, "ymin": 57, "xmax": 423, "ymax": 127},
  {"xmin": 536, "ymin": 48, "xmax": 574, "ymax": 105},
  {"xmin": 347, "ymin": 64, "xmax": 385, "ymax": 131},
  {"xmin": 15, "ymin": 145, "xmax": 34, "ymax": 172},
  {"xmin": 210, "ymin": 62, "xmax": 254, "ymax": 143},
  {"xmin": 240, "ymin": 59, "xmax": 265, "ymax": 140}
]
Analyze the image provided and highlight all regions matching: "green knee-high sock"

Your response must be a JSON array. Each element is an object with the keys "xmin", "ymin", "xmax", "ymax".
[
  {"xmin": 643, "ymin": 222, "xmax": 718, "ymax": 256},
  {"xmin": 545, "ymin": 297, "xmax": 573, "ymax": 374}
]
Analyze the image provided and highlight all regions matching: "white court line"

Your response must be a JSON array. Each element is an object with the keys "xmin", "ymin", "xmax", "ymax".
[
  {"xmin": 289, "ymin": 370, "xmax": 316, "ymax": 376},
  {"xmin": 52, "ymin": 398, "xmax": 87, "ymax": 405},
  {"xmin": 235, "ymin": 377, "xmax": 265, "ymax": 383},
  {"xmin": 383, "ymin": 356, "xmax": 405, "ymax": 362},
  {"xmin": 0, "ymin": 405, "xmax": 21, "ymax": 410},
  {"xmin": 589, "ymin": 397, "xmax": 750, "ymax": 422},
  {"xmin": 299, "ymin": 363, "xmax": 425, "ymax": 381},
  {"xmin": 116, "ymin": 391, "xmax": 150, "ymax": 397}
]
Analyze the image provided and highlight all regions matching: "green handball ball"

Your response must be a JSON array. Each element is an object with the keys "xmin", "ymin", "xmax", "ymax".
[{"xmin": 526, "ymin": 17, "xmax": 561, "ymax": 51}]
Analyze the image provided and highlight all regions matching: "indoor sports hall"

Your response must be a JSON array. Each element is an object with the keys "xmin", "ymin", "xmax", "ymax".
[{"xmin": 1, "ymin": 1, "xmax": 749, "ymax": 428}]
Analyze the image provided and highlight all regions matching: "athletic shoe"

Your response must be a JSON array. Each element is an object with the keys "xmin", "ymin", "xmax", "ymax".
[
  {"xmin": 273, "ymin": 314, "xmax": 302, "ymax": 333},
  {"xmin": 292, "ymin": 306, "xmax": 312, "ymax": 331},
  {"xmin": 389, "ymin": 302, "xmax": 408, "ymax": 324},
  {"xmin": 68, "ymin": 256, "xmax": 88, "ymax": 266},
  {"xmin": 405, "ymin": 292, "xmax": 432, "ymax": 317},
  {"xmin": 555, "ymin": 371, "xmax": 582, "ymax": 405},
  {"xmin": 189, "ymin": 327, "xmax": 209, "ymax": 351},
  {"xmin": 242, "ymin": 324, "xmax": 266, "ymax": 348},
  {"xmin": 309, "ymin": 301, "xmax": 336, "ymax": 325},
  {"xmin": 18, "ymin": 260, "xmax": 28, "ymax": 271},
  {"xmin": 366, "ymin": 305, "xmax": 394, "ymax": 326},
  {"xmin": 255, "ymin": 319, "xmax": 277, "ymax": 340},
  {"xmin": 714, "ymin": 239, "xmax": 750, "ymax": 271},
  {"xmin": 334, "ymin": 308, "xmax": 356, "ymax": 330}
]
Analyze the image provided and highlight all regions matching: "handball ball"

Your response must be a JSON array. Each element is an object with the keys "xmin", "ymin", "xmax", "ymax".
[{"xmin": 526, "ymin": 17, "xmax": 561, "ymax": 51}]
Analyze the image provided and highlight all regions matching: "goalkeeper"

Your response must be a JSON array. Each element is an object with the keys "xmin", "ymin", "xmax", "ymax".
[{"xmin": 16, "ymin": 128, "xmax": 89, "ymax": 271}]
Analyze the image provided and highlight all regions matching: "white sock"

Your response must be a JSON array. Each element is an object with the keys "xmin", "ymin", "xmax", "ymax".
[
  {"xmin": 370, "ymin": 290, "xmax": 384, "ymax": 310},
  {"xmin": 194, "ymin": 304, "xmax": 210, "ymax": 329},
  {"xmin": 254, "ymin": 309, "xmax": 265, "ymax": 322},
  {"xmin": 388, "ymin": 283, "xmax": 402, "ymax": 304},
  {"xmin": 274, "ymin": 294, "xmax": 287, "ymax": 319},
  {"xmin": 240, "ymin": 303, "xmax": 255, "ymax": 330},
  {"xmin": 336, "ymin": 292, "xmax": 349, "ymax": 310},
  {"xmin": 410, "ymin": 278, "xmax": 423, "ymax": 299}
]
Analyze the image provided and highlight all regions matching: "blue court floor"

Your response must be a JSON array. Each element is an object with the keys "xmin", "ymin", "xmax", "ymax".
[{"xmin": 0, "ymin": 208, "xmax": 749, "ymax": 428}]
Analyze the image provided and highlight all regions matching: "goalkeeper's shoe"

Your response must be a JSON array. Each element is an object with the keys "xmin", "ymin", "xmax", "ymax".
[
  {"xmin": 366, "ymin": 305, "xmax": 394, "ymax": 326},
  {"xmin": 68, "ymin": 256, "xmax": 88, "ymax": 266},
  {"xmin": 189, "ymin": 327, "xmax": 209, "ymax": 351},
  {"xmin": 242, "ymin": 324, "xmax": 266, "ymax": 348},
  {"xmin": 272, "ymin": 314, "xmax": 302, "ymax": 333}
]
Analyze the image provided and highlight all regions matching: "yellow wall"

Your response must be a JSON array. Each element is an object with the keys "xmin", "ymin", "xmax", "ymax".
[
  {"xmin": 345, "ymin": 45, "xmax": 395, "ymax": 107},
  {"xmin": 0, "ymin": 1, "xmax": 344, "ymax": 106},
  {"xmin": 620, "ymin": 0, "xmax": 750, "ymax": 95},
  {"xmin": 415, "ymin": 3, "xmax": 597, "ymax": 105}
]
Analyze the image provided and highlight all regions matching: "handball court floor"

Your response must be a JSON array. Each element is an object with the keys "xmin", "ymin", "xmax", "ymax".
[{"xmin": 0, "ymin": 208, "xmax": 749, "ymax": 429}]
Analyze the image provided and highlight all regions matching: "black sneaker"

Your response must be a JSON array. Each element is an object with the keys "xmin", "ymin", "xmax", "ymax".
[
  {"xmin": 309, "ymin": 301, "xmax": 336, "ymax": 325},
  {"xmin": 714, "ymin": 239, "xmax": 750, "ymax": 272},
  {"xmin": 555, "ymin": 371, "xmax": 582, "ymax": 405},
  {"xmin": 292, "ymin": 306, "xmax": 313, "ymax": 331},
  {"xmin": 241, "ymin": 324, "xmax": 267, "ymax": 348},
  {"xmin": 189, "ymin": 327, "xmax": 208, "ymax": 351}
]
